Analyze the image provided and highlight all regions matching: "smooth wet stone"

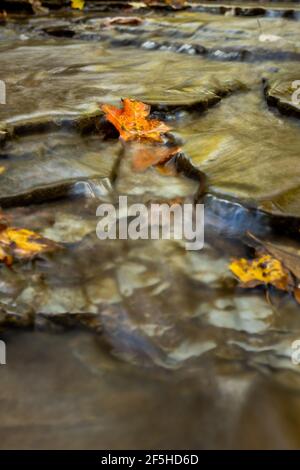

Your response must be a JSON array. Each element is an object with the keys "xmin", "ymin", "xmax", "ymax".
[
  {"xmin": 0, "ymin": 132, "xmax": 120, "ymax": 205},
  {"xmin": 265, "ymin": 73, "xmax": 300, "ymax": 117},
  {"xmin": 153, "ymin": 11, "xmax": 300, "ymax": 59},
  {"xmin": 176, "ymin": 90, "xmax": 300, "ymax": 218},
  {"xmin": 44, "ymin": 9, "xmax": 300, "ymax": 61},
  {"xmin": 0, "ymin": 37, "xmax": 252, "ymax": 131},
  {"xmin": 42, "ymin": 7, "xmax": 300, "ymax": 59},
  {"xmin": 202, "ymin": 194, "xmax": 273, "ymax": 239},
  {"xmin": 193, "ymin": 2, "xmax": 300, "ymax": 19}
]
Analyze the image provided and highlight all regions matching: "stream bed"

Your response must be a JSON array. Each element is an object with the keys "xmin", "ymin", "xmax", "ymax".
[{"xmin": 0, "ymin": 0, "xmax": 300, "ymax": 449}]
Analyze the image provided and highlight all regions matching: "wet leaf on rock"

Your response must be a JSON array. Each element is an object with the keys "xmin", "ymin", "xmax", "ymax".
[
  {"xmin": 101, "ymin": 98, "xmax": 170, "ymax": 143},
  {"xmin": 0, "ymin": 226, "xmax": 60, "ymax": 265},
  {"xmin": 249, "ymin": 234, "xmax": 300, "ymax": 281},
  {"xmin": 71, "ymin": 0, "xmax": 85, "ymax": 10},
  {"xmin": 245, "ymin": 233, "xmax": 300, "ymax": 305},
  {"xmin": 229, "ymin": 254, "xmax": 293, "ymax": 291},
  {"xmin": 229, "ymin": 246, "xmax": 300, "ymax": 303}
]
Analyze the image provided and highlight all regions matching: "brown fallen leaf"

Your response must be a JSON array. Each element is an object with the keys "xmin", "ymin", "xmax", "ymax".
[
  {"xmin": 0, "ymin": 227, "xmax": 60, "ymax": 264},
  {"xmin": 131, "ymin": 143, "xmax": 179, "ymax": 171},
  {"xmin": 102, "ymin": 17, "xmax": 143, "ymax": 27},
  {"xmin": 229, "ymin": 253, "xmax": 293, "ymax": 291},
  {"xmin": 101, "ymin": 98, "xmax": 170, "ymax": 143},
  {"xmin": 248, "ymin": 233, "xmax": 300, "ymax": 281}
]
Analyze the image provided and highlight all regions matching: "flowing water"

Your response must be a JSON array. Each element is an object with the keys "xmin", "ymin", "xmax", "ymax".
[{"xmin": 0, "ymin": 0, "xmax": 300, "ymax": 449}]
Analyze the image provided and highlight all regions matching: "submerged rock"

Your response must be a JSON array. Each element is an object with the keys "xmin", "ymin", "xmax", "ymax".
[
  {"xmin": 0, "ymin": 132, "xmax": 120, "ymax": 206},
  {"xmin": 264, "ymin": 73, "xmax": 300, "ymax": 118},
  {"xmin": 177, "ymin": 90, "xmax": 300, "ymax": 219}
]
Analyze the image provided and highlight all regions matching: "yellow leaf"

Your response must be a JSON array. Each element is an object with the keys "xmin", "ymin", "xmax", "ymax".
[
  {"xmin": 0, "ymin": 227, "xmax": 59, "ymax": 262},
  {"xmin": 71, "ymin": 0, "xmax": 84, "ymax": 10},
  {"xmin": 0, "ymin": 166, "xmax": 5, "ymax": 175},
  {"xmin": 101, "ymin": 98, "xmax": 170, "ymax": 143},
  {"xmin": 229, "ymin": 254, "xmax": 292, "ymax": 291}
]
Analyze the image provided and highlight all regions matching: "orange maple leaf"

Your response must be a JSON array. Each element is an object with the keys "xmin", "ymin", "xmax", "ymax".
[{"xmin": 101, "ymin": 98, "xmax": 170, "ymax": 143}]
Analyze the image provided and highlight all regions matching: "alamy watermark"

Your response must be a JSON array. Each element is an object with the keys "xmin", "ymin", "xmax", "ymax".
[
  {"xmin": 0, "ymin": 340, "xmax": 6, "ymax": 365},
  {"xmin": 96, "ymin": 196, "xmax": 204, "ymax": 251},
  {"xmin": 0, "ymin": 80, "xmax": 6, "ymax": 105},
  {"xmin": 291, "ymin": 340, "xmax": 300, "ymax": 365},
  {"xmin": 291, "ymin": 80, "xmax": 300, "ymax": 108}
]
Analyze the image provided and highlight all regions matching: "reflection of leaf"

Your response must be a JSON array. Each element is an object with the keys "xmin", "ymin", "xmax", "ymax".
[
  {"xmin": 101, "ymin": 98, "xmax": 170, "ymax": 143},
  {"xmin": 0, "ymin": 227, "xmax": 60, "ymax": 265},
  {"xmin": 71, "ymin": 0, "xmax": 85, "ymax": 10},
  {"xmin": 156, "ymin": 163, "xmax": 177, "ymax": 176},
  {"xmin": 229, "ymin": 254, "xmax": 293, "ymax": 291},
  {"xmin": 131, "ymin": 143, "xmax": 179, "ymax": 171}
]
